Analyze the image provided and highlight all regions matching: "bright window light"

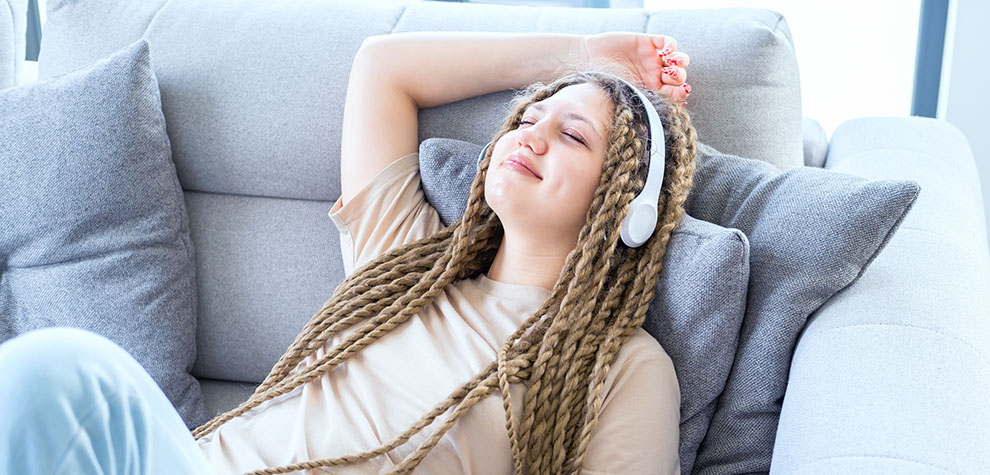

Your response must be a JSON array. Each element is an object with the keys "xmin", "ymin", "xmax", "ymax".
[{"xmin": 644, "ymin": 0, "xmax": 921, "ymax": 137}]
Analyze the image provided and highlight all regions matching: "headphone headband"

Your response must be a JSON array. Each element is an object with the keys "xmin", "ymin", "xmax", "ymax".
[
  {"xmin": 476, "ymin": 74, "xmax": 666, "ymax": 248},
  {"xmin": 602, "ymin": 74, "xmax": 666, "ymax": 248}
]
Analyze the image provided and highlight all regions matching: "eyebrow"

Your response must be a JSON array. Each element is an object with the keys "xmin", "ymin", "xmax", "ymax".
[{"xmin": 528, "ymin": 103, "xmax": 603, "ymax": 144}]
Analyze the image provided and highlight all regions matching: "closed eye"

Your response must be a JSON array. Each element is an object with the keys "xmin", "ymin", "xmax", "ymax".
[
  {"xmin": 564, "ymin": 131, "xmax": 587, "ymax": 146},
  {"xmin": 518, "ymin": 119, "xmax": 586, "ymax": 144}
]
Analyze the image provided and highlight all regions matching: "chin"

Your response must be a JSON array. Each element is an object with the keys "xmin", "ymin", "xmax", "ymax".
[
  {"xmin": 484, "ymin": 187, "xmax": 522, "ymax": 227},
  {"xmin": 483, "ymin": 181, "xmax": 512, "ymax": 222}
]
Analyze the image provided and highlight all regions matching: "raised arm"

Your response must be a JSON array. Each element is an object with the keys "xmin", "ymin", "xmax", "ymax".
[{"xmin": 339, "ymin": 32, "xmax": 690, "ymax": 205}]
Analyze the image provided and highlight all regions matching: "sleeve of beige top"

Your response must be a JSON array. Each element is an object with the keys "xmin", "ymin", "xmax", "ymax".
[
  {"xmin": 579, "ymin": 334, "xmax": 681, "ymax": 475},
  {"xmin": 328, "ymin": 153, "xmax": 443, "ymax": 276}
]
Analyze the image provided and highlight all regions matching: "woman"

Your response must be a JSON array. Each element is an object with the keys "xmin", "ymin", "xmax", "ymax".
[
  {"xmin": 193, "ymin": 31, "xmax": 695, "ymax": 474},
  {"xmin": 0, "ymin": 31, "xmax": 695, "ymax": 475}
]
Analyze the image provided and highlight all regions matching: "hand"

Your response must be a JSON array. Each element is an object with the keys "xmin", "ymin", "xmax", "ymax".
[{"xmin": 581, "ymin": 33, "xmax": 692, "ymax": 103}]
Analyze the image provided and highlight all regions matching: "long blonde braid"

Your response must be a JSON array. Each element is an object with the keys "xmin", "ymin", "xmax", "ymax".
[{"xmin": 192, "ymin": 71, "xmax": 698, "ymax": 475}]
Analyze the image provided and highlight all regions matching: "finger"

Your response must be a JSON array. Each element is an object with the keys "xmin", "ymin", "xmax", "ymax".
[
  {"xmin": 663, "ymin": 51, "xmax": 690, "ymax": 69},
  {"xmin": 660, "ymin": 66, "xmax": 687, "ymax": 86},
  {"xmin": 650, "ymin": 35, "xmax": 678, "ymax": 57},
  {"xmin": 658, "ymin": 82, "xmax": 691, "ymax": 102}
]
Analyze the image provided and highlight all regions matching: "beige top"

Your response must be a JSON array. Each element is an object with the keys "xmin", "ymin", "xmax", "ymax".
[{"xmin": 197, "ymin": 153, "xmax": 680, "ymax": 474}]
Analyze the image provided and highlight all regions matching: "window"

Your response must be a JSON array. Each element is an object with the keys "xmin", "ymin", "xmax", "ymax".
[{"xmin": 643, "ymin": 0, "xmax": 923, "ymax": 136}]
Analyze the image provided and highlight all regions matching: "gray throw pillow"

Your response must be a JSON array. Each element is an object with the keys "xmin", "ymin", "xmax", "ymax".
[
  {"xmin": 0, "ymin": 39, "xmax": 207, "ymax": 428},
  {"xmin": 418, "ymin": 137, "xmax": 751, "ymax": 474},
  {"xmin": 684, "ymin": 143, "xmax": 920, "ymax": 474}
]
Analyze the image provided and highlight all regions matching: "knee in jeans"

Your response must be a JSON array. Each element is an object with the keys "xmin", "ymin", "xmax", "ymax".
[{"xmin": 0, "ymin": 328, "xmax": 132, "ymax": 399}]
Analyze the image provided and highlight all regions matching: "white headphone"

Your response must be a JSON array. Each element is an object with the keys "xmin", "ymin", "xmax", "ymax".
[{"xmin": 478, "ymin": 74, "xmax": 665, "ymax": 248}]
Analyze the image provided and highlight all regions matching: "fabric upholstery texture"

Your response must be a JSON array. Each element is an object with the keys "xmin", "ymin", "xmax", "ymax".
[
  {"xmin": 0, "ymin": 0, "xmax": 28, "ymax": 90},
  {"xmin": 417, "ymin": 138, "xmax": 921, "ymax": 474},
  {"xmin": 38, "ymin": 1, "xmax": 802, "ymax": 202},
  {"xmin": 0, "ymin": 39, "xmax": 206, "ymax": 428},
  {"xmin": 771, "ymin": 117, "xmax": 990, "ymax": 474},
  {"xmin": 683, "ymin": 143, "xmax": 920, "ymax": 474},
  {"xmin": 22, "ymin": 0, "xmax": 983, "ymax": 472},
  {"xmin": 185, "ymin": 191, "xmax": 344, "ymax": 383},
  {"xmin": 34, "ymin": 0, "xmax": 805, "ymax": 391},
  {"xmin": 802, "ymin": 117, "xmax": 828, "ymax": 168},
  {"xmin": 417, "ymin": 137, "xmax": 750, "ymax": 474},
  {"xmin": 398, "ymin": 2, "xmax": 803, "ymax": 170}
]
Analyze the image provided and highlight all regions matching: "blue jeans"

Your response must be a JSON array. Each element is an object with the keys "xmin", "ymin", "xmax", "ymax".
[{"xmin": 0, "ymin": 328, "xmax": 212, "ymax": 474}]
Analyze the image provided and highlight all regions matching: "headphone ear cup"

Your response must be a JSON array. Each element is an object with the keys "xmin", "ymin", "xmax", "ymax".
[
  {"xmin": 620, "ymin": 201, "xmax": 659, "ymax": 248},
  {"xmin": 477, "ymin": 142, "xmax": 492, "ymax": 168}
]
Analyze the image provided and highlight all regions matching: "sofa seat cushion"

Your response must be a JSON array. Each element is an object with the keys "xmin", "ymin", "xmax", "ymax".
[
  {"xmin": 0, "ymin": 39, "xmax": 206, "ymax": 428},
  {"xmin": 199, "ymin": 378, "xmax": 258, "ymax": 421}
]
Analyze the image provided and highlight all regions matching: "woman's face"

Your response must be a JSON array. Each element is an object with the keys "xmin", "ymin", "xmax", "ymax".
[{"xmin": 485, "ymin": 83, "xmax": 613, "ymax": 245}]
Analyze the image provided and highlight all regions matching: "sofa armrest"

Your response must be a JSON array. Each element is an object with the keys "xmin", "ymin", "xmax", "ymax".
[
  {"xmin": 802, "ymin": 117, "xmax": 827, "ymax": 168},
  {"xmin": 771, "ymin": 117, "xmax": 990, "ymax": 474}
]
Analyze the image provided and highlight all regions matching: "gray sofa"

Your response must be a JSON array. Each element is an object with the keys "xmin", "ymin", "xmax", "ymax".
[
  {"xmin": 0, "ymin": 0, "xmax": 27, "ymax": 90},
  {"xmin": 5, "ymin": 0, "xmax": 990, "ymax": 473}
]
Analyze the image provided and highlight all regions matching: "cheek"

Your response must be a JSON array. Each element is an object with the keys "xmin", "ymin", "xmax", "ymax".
[
  {"xmin": 550, "ymin": 162, "xmax": 602, "ymax": 219},
  {"xmin": 561, "ymin": 162, "xmax": 602, "ymax": 197}
]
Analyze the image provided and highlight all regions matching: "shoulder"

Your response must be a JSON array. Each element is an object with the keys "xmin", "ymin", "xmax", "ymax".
[
  {"xmin": 581, "ymin": 328, "xmax": 681, "ymax": 473},
  {"xmin": 616, "ymin": 328, "xmax": 676, "ymax": 373},
  {"xmin": 602, "ymin": 328, "xmax": 679, "ymax": 404}
]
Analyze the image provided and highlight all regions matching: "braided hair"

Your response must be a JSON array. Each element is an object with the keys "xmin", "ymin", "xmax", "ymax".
[{"xmin": 192, "ymin": 71, "xmax": 698, "ymax": 475}]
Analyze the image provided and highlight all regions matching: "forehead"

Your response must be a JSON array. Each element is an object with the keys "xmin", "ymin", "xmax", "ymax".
[{"xmin": 529, "ymin": 83, "xmax": 613, "ymax": 132}]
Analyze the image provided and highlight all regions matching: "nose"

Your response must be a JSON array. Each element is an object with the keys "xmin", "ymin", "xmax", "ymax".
[{"xmin": 516, "ymin": 123, "xmax": 547, "ymax": 155}]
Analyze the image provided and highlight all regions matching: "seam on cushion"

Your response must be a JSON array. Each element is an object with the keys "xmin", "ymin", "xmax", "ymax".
[
  {"xmin": 159, "ymin": 116, "xmax": 194, "ymax": 265},
  {"xmin": 140, "ymin": 0, "xmax": 178, "ymax": 40},
  {"xmin": 687, "ymin": 227, "xmax": 748, "ymax": 431},
  {"xmin": 197, "ymin": 377, "xmax": 259, "ymax": 389},
  {"xmin": 671, "ymin": 228, "xmax": 727, "ymax": 240},
  {"xmin": 672, "ymin": 224, "xmax": 748, "ymax": 246},
  {"xmin": 184, "ymin": 187, "xmax": 334, "ymax": 204},
  {"xmin": 802, "ymin": 322, "xmax": 990, "ymax": 372},
  {"xmin": 831, "ymin": 147, "xmax": 983, "ymax": 214},
  {"xmin": 679, "ymin": 397, "xmax": 713, "ymax": 428},
  {"xmin": 772, "ymin": 11, "xmax": 784, "ymax": 29},
  {"xmin": 770, "ymin": 11, "xmax": 796, "ymax": 51},
  {"xmin": 6, "ymin": 242, "xmax": 181, "ymax": 271},
  {"xmin": 794, "ymin": 454, "xmax": 957, "ymax": 475},
  {"xmin": 900, "ymin": 225, "xmax": 944, "ymax": 235},
  {"xmin": 900, "ymin": 225, "xmax": 986, "ymax": 253},
  {"xmin": 898, "ymin": 226, "xmax": 987, "ymax": 265},
  {"xmin": 771, "ymin": 11, "xmax": 785, "ymax": 33},
  {"xmin": 388, "ymin": 4, "xmax": 409, "ymax": 34},
  {"xmin": 830, "ymin": 148, "xmax": 967, "ymax": 175}
]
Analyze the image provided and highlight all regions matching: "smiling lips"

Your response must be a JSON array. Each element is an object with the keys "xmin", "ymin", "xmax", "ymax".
[{"xmin": 504, "ymin": 153, "xmax": 543, "ymax": 180}]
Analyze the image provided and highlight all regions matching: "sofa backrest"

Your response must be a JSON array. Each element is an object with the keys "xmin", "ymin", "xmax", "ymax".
[
  {"xmin": 36, "ymin": 0, "xmax": 803, "ymax": 384},
  {"xmin": 0, "ymin": 0, "xmax": 27, "ymax": 90}
]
